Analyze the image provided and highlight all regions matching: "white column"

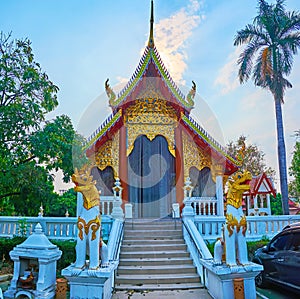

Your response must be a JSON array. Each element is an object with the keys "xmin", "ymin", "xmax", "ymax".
[
  {"xmin": 216, "ymin": 175, "xmax": 224, "ymax": 216},
  {"xmin": 254, "ymin": 195, "xmax": 258, "ymax": 209}
]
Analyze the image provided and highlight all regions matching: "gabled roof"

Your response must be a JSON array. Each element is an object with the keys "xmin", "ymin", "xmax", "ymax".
[
  {"xmin": 180, "ymin": 113, "xmax": 240, "ymax": 175},
  {"xmin": 244, "ymin": 172, "xmax": 276, "ymax": 197},
  {"xmin": 84, "ymin": 0, "xmax": 240, "ymax": 175},
  {"xmin": 84, "ymin": 110, "xmax": 122, "ymax": 156},
  {"xmin": 105, "ymin": 0, "xmax": 195, "ymax": 114}
]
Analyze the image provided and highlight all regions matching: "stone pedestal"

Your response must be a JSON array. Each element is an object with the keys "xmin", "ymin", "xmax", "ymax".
[
  {"xmin": 62, "ymin": 262, "xmax": 117, "ymax": 299},
  {"xmin": 4, "ymin": 223, "xmax": 62, "ymax": 299},
  {"xmin": 201, "ymin": 259, "xmax": 263, "ymax": 299}
]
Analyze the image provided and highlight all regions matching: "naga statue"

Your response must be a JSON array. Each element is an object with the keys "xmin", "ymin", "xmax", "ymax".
[
  {"xmin": 224, "ymin": 170, "xmax": 252, "ymax": 268},
  {"xmin": 71, "ymin": 166, "xmax": 101, "ymax": 274}
]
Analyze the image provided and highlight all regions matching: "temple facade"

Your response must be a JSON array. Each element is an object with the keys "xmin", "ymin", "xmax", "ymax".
[{"xmin": 84, "ymin": 1, "xmax": 240, "ymax": 218}]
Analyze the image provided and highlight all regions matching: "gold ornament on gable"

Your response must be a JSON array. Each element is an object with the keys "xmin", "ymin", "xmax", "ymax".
[
  {"xmin": 182, "ymin": 132, "xmax": 212, "ymax": 180},
  {"xmin": 125, "ymin": 98, "xmax": 178, "ymax": 157},
  {"xmin": 95, "ymin": 135, "xmax": 119, "ymax": 176}
]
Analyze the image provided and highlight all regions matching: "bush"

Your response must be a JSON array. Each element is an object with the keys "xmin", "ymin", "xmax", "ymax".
[
  {"xmin": 51, "ymin": 240, "xmax": 76, "ymax": 275},
  {"xmin": 247, "ymin": 237, "xmax": 269, "ymax": 260},
  {"xmin": 0, "ymin": 236, "xmax": 26, "ymax": 260},
  {"xmin": 206, "ymin": 237, "xmax": 269, "ymax": 261}
]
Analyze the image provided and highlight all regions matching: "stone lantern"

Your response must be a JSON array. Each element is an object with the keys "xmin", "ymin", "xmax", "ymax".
[{"xmin": 4, "ymin": 223, "xmax": 62, "ymax": 299}]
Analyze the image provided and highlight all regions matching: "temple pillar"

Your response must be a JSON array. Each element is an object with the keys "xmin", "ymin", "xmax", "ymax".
[
  {"xmin": 175, "ymin": 126, "xmax": 184, "ymax": 209},
  {"xmin": 119, "ymin": 125, "xmax": 128, "ymax": 204},
  {"xmin": 216, "ymin": 175, "xmax": 224, "ymax": 216},
  {"xmin": 213, "ymin": 164, "xmax": 224, "ymax": 216}
]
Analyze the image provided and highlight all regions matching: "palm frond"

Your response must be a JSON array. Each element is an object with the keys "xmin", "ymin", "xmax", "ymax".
[
  {"xmin": 253, "ymin": 48, "xmax": 273, "ymax": 88},
  {"xmin": 237, "ymin": 41, "xmax": 265, "ymax": 83},
  {"xmin": 234, "ymin": 24, "xmax": 269, "ymax": 46},
  {"xmin": 279, "ymin": 33, "xmax": 300, "ymax": 55},
  {"xmin": 280, "ymin": 12, "xmax": 300, "ymax": 38},
  {"xmin": 278, "ymin": 45, "xmax": 293, "ymax": 75}
]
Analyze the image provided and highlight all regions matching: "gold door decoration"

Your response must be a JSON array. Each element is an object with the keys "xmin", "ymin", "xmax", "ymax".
[
  {"xmin": 94, "ymin": 132, "xmax": 119, "ymax": 176},
  {"xmin": 125, "ymin": 98, "xmax": 178, "ymax": 157},
  {"xmin": 182, "ymin": 131, "xmax": 212, "ymax": 180}
]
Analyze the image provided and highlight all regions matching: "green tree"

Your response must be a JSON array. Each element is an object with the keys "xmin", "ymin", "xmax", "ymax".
[
  {"xmin": 289, "ymin": 130, "xmax": 300, "ymax": 201},
  {"xmin": 47, "ymin": 189, "xmax": 77, "ymax": 217},
  {"xmin": 0, "ymin": 32, "xmax": 81, "ymax": 215},
  {"xmin": 234, "ymin": 0, "xmax": 300, "ymax": 214},
  {"xmin": 270, "ymin": 193, "xmax": 283, "ymax": 215},
  {"xmin": 227, "ymin": 135, "xmax": 276, "ymax": 179}
]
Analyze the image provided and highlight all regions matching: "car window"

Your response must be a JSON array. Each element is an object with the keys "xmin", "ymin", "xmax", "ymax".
[
  {"xmin": 269, "ymin": 234, "xmax": 292, "ymax": 251},
  {"xmin": 290, "ymin": 233, "xmax": 300, "ymax": 251}
]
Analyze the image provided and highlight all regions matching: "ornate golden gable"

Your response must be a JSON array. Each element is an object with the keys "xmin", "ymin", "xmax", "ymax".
[{"xmin": 125, "ymin": 98, "xmax": 178, "ymax": 157}]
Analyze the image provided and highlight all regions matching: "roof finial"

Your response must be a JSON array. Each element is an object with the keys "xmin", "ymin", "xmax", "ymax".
[{"xmin": 148, "ymin": 0, "xmax": 154, "ymax": 48}]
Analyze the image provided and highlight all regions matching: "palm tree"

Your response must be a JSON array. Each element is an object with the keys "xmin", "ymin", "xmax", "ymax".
[{"xmin": 234, "ymin": 0, "xmax": 300, "ymax": 214}]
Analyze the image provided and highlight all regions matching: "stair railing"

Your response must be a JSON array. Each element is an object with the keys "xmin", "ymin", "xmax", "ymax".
[
  {"xmin": 107, "ymin": 219, "xmax": 124, "ymax": 262},
  {"xmin": 182, "ymin": 218, "xmax": 213, "ymax": 286}
]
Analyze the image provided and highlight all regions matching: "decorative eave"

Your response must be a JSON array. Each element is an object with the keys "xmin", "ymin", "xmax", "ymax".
[
  {"xmin": 84, "ymin": 109, "xmax": 122, "ymax": 156},
  {"xmin": 105, "ymin": 0, "xmax": 195, "ymax": 114},
  {"xmin": 180, "ymin": 113, "xmax": 240, "ymax": 175}
]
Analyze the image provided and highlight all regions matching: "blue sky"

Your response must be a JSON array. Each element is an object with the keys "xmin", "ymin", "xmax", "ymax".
[{"xmin": 1, "ymin": 0, "xmax": 300, "ymax": 191}]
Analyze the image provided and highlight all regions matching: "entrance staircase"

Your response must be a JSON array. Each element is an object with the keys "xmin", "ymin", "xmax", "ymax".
[{"xmin": 114, "ymin": 219, "xmax": 203, "ymax": 291}]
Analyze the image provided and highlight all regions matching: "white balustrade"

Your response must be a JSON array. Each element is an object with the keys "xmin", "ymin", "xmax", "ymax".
[
  {"xmin": 190, "ymin": 197, "xmax": 218, "ymax": 216},
  {"xmin": 0, "ymin": 216, "xmax": 113, "ymax": 240},
  {"xmin": 2, "ymin": 214, "xmax": 300, "ymax": 242},
  {"xmin": 194, "ymin": 214, "xmax": 300, "ymax": 242},
  {"xmin": 100, "ymin": 196, "xmax": 114, "ymax": 215}
]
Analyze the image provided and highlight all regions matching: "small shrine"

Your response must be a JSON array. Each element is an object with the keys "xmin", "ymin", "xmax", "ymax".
[
  {"xmin": 243, "ymin": 172, "xmax": 276, "ymax": 216},
  {"xmin": 83, "ymin": 0, "xmax": 240, "ymax": 218},
  {"xmin": 4, "ymin": 223, "xmax": 62, "ymax": 299}
]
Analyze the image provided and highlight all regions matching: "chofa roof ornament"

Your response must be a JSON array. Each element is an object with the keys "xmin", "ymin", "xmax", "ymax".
[{"xmin": 105, "ymin": 78, "xmax": 116, "ymax": 106}]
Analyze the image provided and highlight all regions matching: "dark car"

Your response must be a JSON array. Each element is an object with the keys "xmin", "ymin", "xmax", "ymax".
[{"xmin": 253, "ymin": 222, "xmax": 300, "ymax": 294}]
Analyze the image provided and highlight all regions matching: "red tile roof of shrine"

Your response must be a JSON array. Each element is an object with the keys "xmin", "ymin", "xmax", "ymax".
[{"xmin": 244, "ymin": 172, "xmax": 276, "ymax": 197}]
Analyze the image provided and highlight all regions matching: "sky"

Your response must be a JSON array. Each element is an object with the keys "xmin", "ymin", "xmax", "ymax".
[{"xmin": 1, "ymin": 0, "xmax": 300, "ymax": 192}]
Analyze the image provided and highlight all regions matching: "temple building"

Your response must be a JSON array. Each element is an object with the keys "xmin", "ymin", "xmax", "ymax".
[{"xmin": 84, "ymin": 1, "xmax": 240, "ymax": 218}]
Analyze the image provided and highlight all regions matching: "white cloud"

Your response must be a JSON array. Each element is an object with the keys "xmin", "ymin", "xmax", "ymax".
[
  {"xmin": 151, "ymin": 0, "xmax": 205, "ymax": 84},
  {"xmin": 214, "ymin": 46, "xmax": 241, "ymax": 94}
]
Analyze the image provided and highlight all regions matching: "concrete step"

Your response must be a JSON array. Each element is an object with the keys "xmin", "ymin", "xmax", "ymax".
[
  {"xmin": 124, "ymin": 223, "xmax": 181, "ymax": 230},
  {"xmin": 116, "ymin": 219, "xmax": 201, "ymax": 292},
  {"xmin": 118, "ymin": 257, "xmax": 194, "ymax": 266},
  {"xmin": 119, "ymin": 251, "xmax": 190, "ymax": 259},
  {"xmin": 121, "ymin": 243, "xmax": 187, "ymax": 252},
  {"xmin": 114, "ymin": 282, "xmax": 204, "ymax": 291},
  {"xmin": 124, "ymin": 229, "xmax": 183, "ymax": 236},
  {"xmin": 115, "ymin": 273, "xmax": 201, "ymax": 285},
  {"xmin": 122, "ymin": 239, "xmax": 185, "ymax": 245},
  {"xmin": 123, "ymin": 236, "xmax": 183, "ymax": 241},
  {"xmin": 117, "ymin": 264, "xmax": 197, "ymax": 275}
]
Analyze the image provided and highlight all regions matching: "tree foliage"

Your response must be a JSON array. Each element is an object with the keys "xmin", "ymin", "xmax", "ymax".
[
  {"xmin": 47, "ymin": 189, "xmax": 77, "ymax": 217},
  {"xmin": 270, "ymin": 193, "xmax": 283, "ymax": 215},
  {"xmin": 227, "ymin": 135, "xmax": 276, "ymax": 179},
  {"xmin": 0, "ymin": 32, "xmax": 84, "ymax": 215},
  {"xmin": 234, "ymin": 0, "xmax": 300, "ymax": 214},
  {"xmin": 289, "ymin": 131, "xmax": 300, "ymax": 201}
]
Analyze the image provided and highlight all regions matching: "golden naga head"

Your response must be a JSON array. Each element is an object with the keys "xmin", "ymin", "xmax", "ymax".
[
  {"xmin": 72, "ymin": 165, "xmax": 96, "ymax": 187},
  {"xmin": 230, "ymin": 171, "xmax": 252, "ymax": 190}
]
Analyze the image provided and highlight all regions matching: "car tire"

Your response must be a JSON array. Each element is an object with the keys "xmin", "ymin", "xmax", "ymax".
[{"xmin": 255, "ymin": 270, "xmax": 268, "ymax": 288}]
